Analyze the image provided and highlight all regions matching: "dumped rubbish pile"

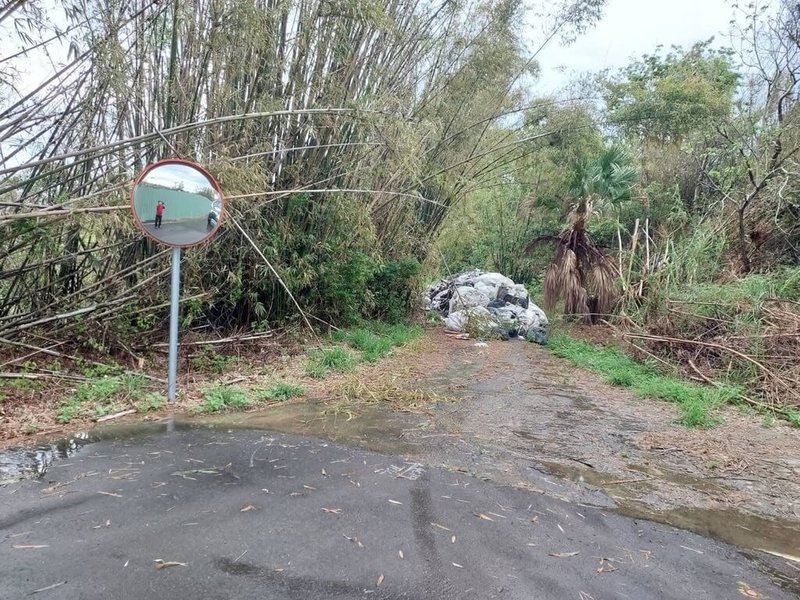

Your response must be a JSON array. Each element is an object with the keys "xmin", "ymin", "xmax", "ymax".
[{"xmin": 423, "ymin": 270, "xmax": 548, "ymax": 344}]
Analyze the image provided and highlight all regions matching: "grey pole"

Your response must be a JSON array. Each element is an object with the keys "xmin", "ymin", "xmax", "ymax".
[{"xmin": 167, "ymin": 247, "xmax": 181, "ymax": 402}]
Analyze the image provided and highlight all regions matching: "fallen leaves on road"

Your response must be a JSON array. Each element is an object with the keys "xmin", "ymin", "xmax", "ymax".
[
  {"xmin": 596, "ymin": 558, "xmax": 617, "ymax": 574},
  {"xmin": 171, "ymin": 469, "xmax": 219, "ymax": 480},
  {"xmin": 321, "ymin": 468, "xmax": 328, "ymax": 477},
  {"xmin": 549, "ymin": 551, "xmax": 579, "ymax": 558},
  {"xmin": 474, "ymin": 513, "xmax": 494, "ymax": 522},
  {"xmin": 31, "ymin": 581, "xmax": 66, "ymax": 594},
  {"xmin": 240, "ymin": 505, "xmax": 257, "ymax": 512},
  {"xmin": 154, "ymin": 559, "xmax": 186, "ymax": 569},
  {"xmin": 342, "ymin": 534, "xmax": 364, "ymax": 548},
  {"xmin": 738, "ymin": 582, "xmax": 761, "ymax": 598},
  {"xmin": 322, "ymin": 507, "xmax": 343, "ymax": 514},
  {"xmin": 377, "ymin": 574, "xmax": 384, "ymax": 587}
]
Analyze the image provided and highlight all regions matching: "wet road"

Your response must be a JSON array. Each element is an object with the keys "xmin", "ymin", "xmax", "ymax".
[{"xmin": 1, "ymin": 422, "xmax": 795, "ymax": 599}]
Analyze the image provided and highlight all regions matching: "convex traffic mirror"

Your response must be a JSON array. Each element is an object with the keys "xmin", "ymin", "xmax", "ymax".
[{"xmin": 131, "ymin": 160, "xmax": 224, "ymax": 247}]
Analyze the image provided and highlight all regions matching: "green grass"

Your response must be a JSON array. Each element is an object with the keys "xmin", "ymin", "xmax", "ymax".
[
  {"xmin": 333, "ymin": 328, "xmax": 393, "ymax": 362},
  {"xmin": 304, "ymin": 361, "xmax": 329, "ymax": 379},
  {"xmin": 193, "ymin": 386, "xmax": 250, "ymax": 413},
  {"xmin": 303, "ymin": 347, "xmax": 358, "ymax": 379},
  {"xmin": 332, "ymin": 322, "xmax": 422, "ymax": 362},
  {"xmin": 57, "ymin": 376, "xmax": 123, "ymax": 423},
  {"xmin": 120, "ymin": 373, "xmax": 146, "ymax": 397},
  {"xmin": 257, "ymin": 381, "xmax": 306, "ymax": 401},
  {"xmin": 135, "ymin": 392, "xmax": 166, "ymax": 413},
  {"xmin": 548, "ymin": 334, "xmax": 743, "ymax": 428}
]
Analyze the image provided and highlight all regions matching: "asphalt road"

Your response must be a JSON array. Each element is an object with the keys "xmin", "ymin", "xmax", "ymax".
[
  {"xmin": 142, "ymin": 218, "xmax": 211, "ymax": 245},
  {"xmin": 0, "ymin": 423, "xmax": 795, "ymax": 600}
]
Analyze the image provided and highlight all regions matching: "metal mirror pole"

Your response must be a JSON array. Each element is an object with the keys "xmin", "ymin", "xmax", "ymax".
[{"xmin": 167, "ymin": 247, "xmax": 181, "ymax": 402}]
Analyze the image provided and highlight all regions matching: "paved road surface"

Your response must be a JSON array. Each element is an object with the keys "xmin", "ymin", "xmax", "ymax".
[
  {"xmin": 0, "ymin": 423, "xmax": 795, "ymax": 599},
  {"xmin": 142, "ymin": 218, "xmax": 210, "ymax": 245}
]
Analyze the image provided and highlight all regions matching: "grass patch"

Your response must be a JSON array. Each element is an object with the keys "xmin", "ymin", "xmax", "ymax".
[
  {"xmin": 333, "ymin": 322, "xmax": 422, "ymax": 362},
  {"xmin": 333, "ymin": 328, "xmax": 393, "ymax": 362},
  {"xmin": 548, "ymin": 333, "xmax": 742, "ymax": 428},
  {"xmin": 304, "ymin": 347, "xmax": 358, "ymax": 379},
  {"xmin": 58, "ymin": 376, "xmax": 122, "ymax": 423},
  {"xmin": 193, "ymin": 386, "xmax": 250, "ymax": 413},
  {"xmin": 135, "ymin": 392, "xmax": 166, "ymax": 413},
  {"xmin": 304, "ymin": 361, "xmax": 329, "ymax": 379},
  {"xmin": 301, "ymin": 322, "xmax": 423, "ymax": 379},
  {"xmin": 257, "ymin": 382, "xmax": 306, "ymax": 402}
]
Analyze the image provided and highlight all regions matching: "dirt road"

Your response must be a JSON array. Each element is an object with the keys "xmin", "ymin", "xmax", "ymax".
[{"xmin": 393, "ymin": 333, "xmax": 800, "ymax": 556}]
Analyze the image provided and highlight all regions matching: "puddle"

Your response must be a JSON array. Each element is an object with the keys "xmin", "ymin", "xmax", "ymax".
[
  {"xmin": 0, "ymin": 402, "xmax": 414, "ymax": 484},
  {"xmin": 533, "ymin": 459, "xmax": 800, "ymax": 560},
  {"xmin": 0, "ymin": 433, "xmax": 94, "ymax": 485},
  {"xmin": 621, "ymin": 503, "xmax": 800, "ymax": 572},
  {"xmin": 194, "ymin": 401, "xmax": 415, "ymax": 455}
]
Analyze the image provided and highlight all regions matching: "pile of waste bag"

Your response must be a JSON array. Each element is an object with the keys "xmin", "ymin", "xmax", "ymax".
[{"xmin": 423, "ymin": 270, "xmax": 548, "ymax": 344}]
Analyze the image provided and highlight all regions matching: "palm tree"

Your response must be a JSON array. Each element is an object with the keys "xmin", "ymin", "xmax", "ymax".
[{"xmin": 541, "ymin": 144, "xmax": 636, "ymax": 322}]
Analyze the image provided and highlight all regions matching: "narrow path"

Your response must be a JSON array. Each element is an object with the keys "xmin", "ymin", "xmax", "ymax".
[{"xmin": 394, "ymin": 331, "xmax": 800, "ymax": 561}]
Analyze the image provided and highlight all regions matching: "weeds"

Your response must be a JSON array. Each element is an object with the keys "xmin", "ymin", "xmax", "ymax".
[
  {"xmin": 193, "ymin": 386, "xmax": 250, "ymax": 413},
  {"xmin": 304, "ymin": 361, "xmax": 329, "ymax": 379},
  {"xmin": 135, "ymin": 393, "xmax": 166, "ymax": 413},
  {"xmin": 333, "ymin": 328, "xmax": 393, "ymax": 362},
  {"xmin": 58, "ymin": 377, "xmax": 122, "ymax": 423},
  {"xmin": 77, "ymin": 360, "xmax": 124, "ymax": 378},
  {"xmin": 257, "ymin": 382, "xmax": 305, "ymax": 401},
  {"xmin": 548, "ymin": 334, "xmax": 742, "ymax": 428},
  {"xmin": 304, "ymin": 347, "xmax": 358, "ymax": 378},
  {"xmin": 192, "ymin": 347, "xmax": 236, "ymax": 374},
  {"xmin": 333, "ymin": 322, "xmax": 422, "ymax": 362}
]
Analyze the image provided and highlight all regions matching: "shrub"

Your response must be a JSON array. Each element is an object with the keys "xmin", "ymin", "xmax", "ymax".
[{"xmin": 369, "ymin": 258, "xmax": 421, "ymax": 323}]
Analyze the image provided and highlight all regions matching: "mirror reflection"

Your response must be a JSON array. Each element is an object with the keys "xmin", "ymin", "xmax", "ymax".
[{"xmin": 133, "ymin": 162, "xmax": 222, "ymax": 246}]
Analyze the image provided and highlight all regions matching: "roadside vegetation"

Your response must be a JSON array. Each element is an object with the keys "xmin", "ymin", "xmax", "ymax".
[
  {"xmin": 548, "ymin": 334, "xmax": 742, "ymax": 429},
  {"xmin": 2, "ymin": 1, "xmax": 800, "ymax": 433},
  {"xmin": 1, "ymin": 322, "xmax": 422, "ymax": 432},
  {"xmin": 434, "ymin": 6, "xmax": 800, "ymax": 426}
]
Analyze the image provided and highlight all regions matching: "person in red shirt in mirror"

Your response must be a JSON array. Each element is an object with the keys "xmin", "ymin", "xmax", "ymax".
[{"xmin": 155, "ymin": 201, "xmax": 165, "ymax": 229}]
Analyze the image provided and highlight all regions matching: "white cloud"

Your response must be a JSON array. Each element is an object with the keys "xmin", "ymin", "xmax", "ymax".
[{"xmin": 533, "ymin": 0, "xmax": 735, "ymax": 92}]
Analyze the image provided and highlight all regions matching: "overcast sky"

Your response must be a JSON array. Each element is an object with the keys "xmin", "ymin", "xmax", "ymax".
[
  {"xmin": 534, "ymin": 0, "xmax": 736, "ymax": 92},
  {"xmin": 143, "ymin": 163, "xmax": 216, "ymax": 195}
]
